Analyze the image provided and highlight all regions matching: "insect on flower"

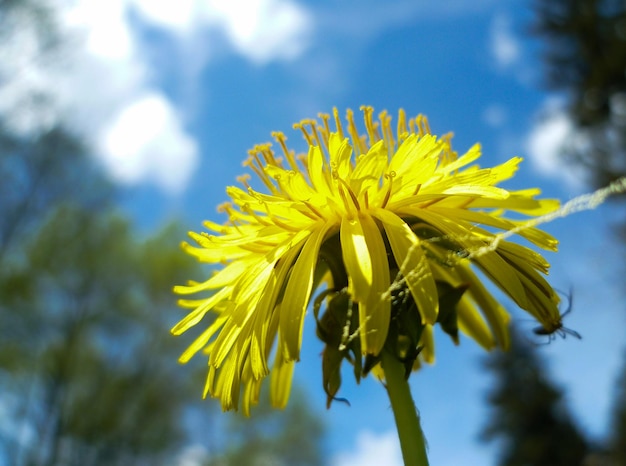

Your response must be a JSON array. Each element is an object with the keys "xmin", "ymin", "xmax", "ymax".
[{"xmin": 532, "ymin": 292, "xmax": 581, "ymax": 342}]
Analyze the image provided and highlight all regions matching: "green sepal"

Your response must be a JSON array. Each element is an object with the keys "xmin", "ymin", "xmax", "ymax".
[
  {"xmin": 435, "ymin": 281, "xmax": 469, "ymax": 345},
  {"xmin": 314, "ymin": 288, "xmax": 362, "ymax": 408}
]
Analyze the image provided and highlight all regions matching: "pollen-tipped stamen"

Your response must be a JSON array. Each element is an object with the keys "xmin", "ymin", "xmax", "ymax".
[
  {"xmin": 332, "ymin": 107, "xmax": 345, "ymax": 140},
  {"xmin": 346, "ymin": 109, "xmax": 366, "ymax": 156},
  {"xmin": 380, "ymin": 173, "xmax": 395, "ymax": 209},
  {"xmin": 245, "ymin": 148, "xmax": 281, "ymax": 195},
  {"xmin": 360, "ymin": 105, "xmax": 379, "ymax": 147},
  {"xmin": 272, "ymin": 131, "xmax": 299, "ymax": 172},
  {"xmin": 337, "ymin": 178, "xmax": 361, "ymax": 214}
]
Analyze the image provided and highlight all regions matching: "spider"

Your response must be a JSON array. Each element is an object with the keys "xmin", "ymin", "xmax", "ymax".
[{"xmin": 532, "ymin": 292, "xmax": 581, "ymax": 342}]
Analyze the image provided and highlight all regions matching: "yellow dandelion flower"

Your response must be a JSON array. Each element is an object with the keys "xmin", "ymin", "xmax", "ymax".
[{"xmin": 173, "ymin": 106, "xmax": 562, "ymax": 415}]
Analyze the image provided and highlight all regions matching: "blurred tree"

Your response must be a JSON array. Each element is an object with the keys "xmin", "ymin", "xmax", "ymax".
[
  {"xmin": 533, "ymin": 4, "xmax": 626, "ymax": 463},
  {"xmin": 532, "ymin": 4, "xmax": 626, "ymax": 465},
  {"xmin": 609, "ymin": 351, "xmax": 626, "ymax": 465},
  {"xmin": 481, "ymin": 329, "xmax": 589, "ymax": 466},
  {"xmin": 0, "ymin": 125, "xmax": 112, "ymax": 263},
  {"xmin": 532, "ymin": 0, "xmax": 626, "ymax": 188},
  {"xmin": 0, "ymin": 202, "xmax": 206, "ymax": 466},
  {"xmin": 205, "ymin": 388, "xmax": 325, "ymax": 466}
]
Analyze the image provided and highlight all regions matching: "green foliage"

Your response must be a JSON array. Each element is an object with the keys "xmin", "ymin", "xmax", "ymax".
[
  {"xmin": 0, "ymin": 201, "xmax": 206, "ymax": 465},
  {"xmin": 205, "ymin": 388, "xmax": 325, "ymax": 466},
  {"xmin": 481, "ymin": 329, "xmax": 589, "ymax": 466},
  {"xmin": 314, "ymin": 288, "xmax": 362, "ymax": 409},
  {"xmin": 0, "ymin": 125, "xmax": 112, "ymax": 261}
]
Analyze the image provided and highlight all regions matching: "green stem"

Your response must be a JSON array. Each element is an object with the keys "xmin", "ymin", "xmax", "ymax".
[{"xmin": 381, "ymin": 349, "xmax": 429, "ymax": 466}]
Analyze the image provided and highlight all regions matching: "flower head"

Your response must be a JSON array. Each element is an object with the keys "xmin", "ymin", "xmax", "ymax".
[{"xmin": 173, "ymin": 106, "xmax": 562, "ymax": 413}]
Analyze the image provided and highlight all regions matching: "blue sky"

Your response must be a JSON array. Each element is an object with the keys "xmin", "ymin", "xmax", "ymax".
[{"xmin": 4, "ymin": 0, "xmax": 625, "ymax": 464}]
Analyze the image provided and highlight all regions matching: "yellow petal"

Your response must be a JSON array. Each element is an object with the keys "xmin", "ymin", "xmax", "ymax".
[
  {"xmin": 280, "ymin": 221, "xmax": 334, "ymax": 360},
  {"xmin": 249, "ymin": 241, "xmax": 304, "ymax": 379},
  {"xmin": 456, "ymin": 299, "xmax": 495, "ymax": 350},
  {"xmin": 349, "ymin": 139, "xmax": 388, "ymax": 196},
  {"xmin": 340, "ymin": 215, "xmax": 373, "ymax": 302},
  {"xmin": 173, "ymin": 259, "xmax": 252, "ymax": 294},
  {"xmin": 470, "ymin": 194, "xmax": 560, "ymax": 215},
  {"xmin": 389, "ymin": 134, "xmax": 440, "ymax": 180},
  {"xmin": 428, "ymin": 206, "xmax": 558, "ymax": 251},
  {"xmin": 329, "ymin": 133, "xmax": 353, "ymax": 180},
  {"xmin": 171, "ymin": 287, "xmax": 231, "ymax": 335},
  {"xmin": 265, "ymin": 165, "xmax": 317, "ymax": 201},
  {"xmin": 409, "ymin": 209, "xmax": 529, "ymax": 308},
  {"xmin": 360, "ymin": 214, "xmax": 392, "ymax": 354},
  {"xmin": 454, "ymin": 263, "xmax": 511, "ymax": 349},
  {"xmin": 307, "ymin": 145, "xmax": 333, "ymax": 198},
  {"xmin": 341, "ymin": 213, "xmax": 390, "ymax": 354},
  {"xmin": 419, "ymin": 324, "xmax": 435, "ymax": 364},
  {"xmin": 435, "ymin": 143, "xmax": 482, "ymax": 175},
  {"xmin": 497, "ymin": 247, "xmax": 560, "ymax": 325},
  {"xmin": 182, "ymin": 236, "xmax": 249, "ymax": 262},
  {"xmin": 496, "ymin": 240, "xmax": 552, "ymax": 274},
  {"xmin": 178, "ymin": 314, "xmax": 228, "ymax": 363},
  {"xmin": 472, "ymin": 251, "xmax": 528, "ymax": 309},
  {"xmin": 373, "ymin": 208, "xmax": 438, "ymax": 324},
  {"xmin": 441, "ymin": 184, "xmax": 510, "ymax": 199},
  {"xmin": 509, "ymin": 220, "xmax": 559, "ymax": 251},
  {"xmin": 242, "ymin": 376, "xmax": 263, "ymax": 417},
  {"xmin": 270, "ymin": 328, "xmax": 295, "ymax": 409}
]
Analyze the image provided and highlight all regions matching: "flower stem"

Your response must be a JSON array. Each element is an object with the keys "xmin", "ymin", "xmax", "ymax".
[{"xmin": 381, "ymin": 349, "xmax": 429, "ymax": 466}]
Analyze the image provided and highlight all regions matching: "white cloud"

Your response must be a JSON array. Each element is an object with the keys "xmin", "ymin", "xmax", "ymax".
[
  {"xmin": 199, "ymin": 0, "xmax": 312, "ymax": 64},
  {"xmin": 61, "ymin": 0, "xmax": 201, "ymax": 194},
  {"xmin": 0, "ymin": 4, "xmax": 67, "ymax": 135},
  {"xmin": 489, "ymin": 14, "xmax": 520, "ymax": 68},
  {"xmin": 64, "ymin": 0, "xmax": 133, "ymax": 60},
  {"xmin": 0, "ymin": 0, "xmax": 312, "ymax": 194},
  {"xmin": 99, "ymin": 93, "xmax": 198, "ymax": 194},
  {"xmin": 128, "ymin": 0, "xmax": 312, "ymax": 64},
  {"xmin": 482, "ymin": 103, "xmax": 507, "ymax": 128},
  {"xmin": 331, "ymin": 430, "xmax": 403, "ymax": 466},
  {"xmin": 130, "ymin": 0, "xmax": 196, "ymax": 32},
  {"xmin": 526, "ymin": 110, "xmax": 571, "ymax": 174},
  {"xmin": 525, "ymin": 102, "xmax": 586, "ymax": 188}
]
